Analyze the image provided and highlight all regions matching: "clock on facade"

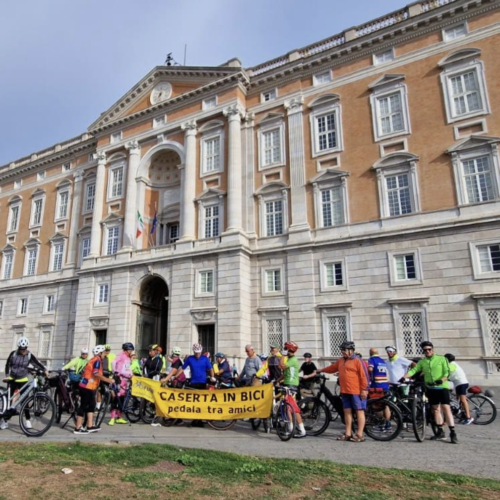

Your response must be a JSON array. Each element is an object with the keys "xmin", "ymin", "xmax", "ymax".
[{"xmin": 150, "ymin": 82, "xmax": 172, "ymax": 104}]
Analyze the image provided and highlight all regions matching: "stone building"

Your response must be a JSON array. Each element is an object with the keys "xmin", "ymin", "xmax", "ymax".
[{"xmin": 1, "ymin": 0, "xmax": 500, "ymax": 384}]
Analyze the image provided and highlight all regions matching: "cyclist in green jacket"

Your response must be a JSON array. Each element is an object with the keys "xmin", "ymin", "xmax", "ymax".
[
  {"xmin": 62, "ymin": 348, "xmax": 89, "ymax": 376},
  {"xmin": 402, "ymin": 341, "xmax": 457, "ymax": 444}
]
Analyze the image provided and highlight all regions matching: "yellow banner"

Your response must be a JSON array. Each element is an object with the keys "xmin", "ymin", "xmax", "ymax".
[{"xmin": 131, "ymin": 376, "xmax": 273, "ymax": 420}]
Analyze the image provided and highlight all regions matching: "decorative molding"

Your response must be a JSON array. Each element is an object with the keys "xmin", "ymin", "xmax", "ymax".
[
  {"xmin": 125, "ymin": 140, "xmax": 141, "ymax": 151},
  {"xmin": 89, "ymin": 316, "xmax": 109, "ymax": 328}
]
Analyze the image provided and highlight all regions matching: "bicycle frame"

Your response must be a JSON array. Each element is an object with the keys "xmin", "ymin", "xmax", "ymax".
[{"xmin": 0, "ymin": 377, "xmax": 39, "ymax": 417}]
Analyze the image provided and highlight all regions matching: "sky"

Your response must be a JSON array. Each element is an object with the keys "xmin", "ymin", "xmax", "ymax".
[{"xmin": 0, "ymin": 0, "xmax": 407, "ymax": 166}]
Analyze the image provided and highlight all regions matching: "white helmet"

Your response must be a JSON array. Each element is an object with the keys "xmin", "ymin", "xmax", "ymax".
[
  {"xmin": 18, "ymin": 337, "xmax": 29, "ymax": 349},
  {"xmin": 81, "ymin": 348, "xmax": 89, "ymax": 355},
  {"xmin": 93, "ymin": 345, "xmax": 106, "ymax": 355}
]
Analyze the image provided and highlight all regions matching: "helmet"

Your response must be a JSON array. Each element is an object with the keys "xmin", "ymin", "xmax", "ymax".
[
  {"xmin": 148, "ymin": 344, "xmax": 159, "ymax": 351},
  {"xmin": 420, "ymin": 341, "xmax": 434, "ymax": 349},
  {"xmin": 192, "ymin": 343, "xmax": 203, "ymax": 353},
  {"xmin": 104, "ymin": 344, "xmax": 112, "ymax": 351},
  {"xmin": 444, "ymin": 353, "xmax": 455, "ymax": 362},
  {"xmin": 122, "ymin": 342, "xmax": 135, "ymax": 351},
  {"xmin": 215, "ymin": 352, "xmax": 225, "ymax": 359},
  {"xmin": 172, "ymin": 346, "xmax": 182, "ymax": 356},
  {"xmin": 284, "ymin": 341, "xmax": 299, "ymax": 353},
  {"xmin": 385, "ymin": 345, "xmax": 397, "ymax": 352},
  {"xmin": 18, "ymin": 337, "xmax": 29, "ymax": 349},
  {"xmin": 269, "ymin": 343, "xmax": 280, "ymax": 350},
  {"xmin": 303, "ymin": 352, "xmax": 312, "ymax": 358},
  {"xmin": 339, "ymin": 341, "xmax": 355, "ymax": 351},
  {"xmin": 93, "ymin": 345, "xmax": 106, "ymax": 355},
  {"xmin": 81, "ymin": 348, "xmax": 89, "ymax": 355}
]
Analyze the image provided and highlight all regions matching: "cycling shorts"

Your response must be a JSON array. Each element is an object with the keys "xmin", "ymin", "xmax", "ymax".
[
  {"xmin": 426, "ymin": 388, "xmax": 451, "ymax": 406},
  {"xmin": 78, "ymin": 388, "xmax": 97, "ymax": 416},
  {"xmin": 341, "ymin": 394, "xmax": 367, "ymax": 411},
  {"xmin": 455, "ymin": 383, "xmax": 469, "ymax": 397}
]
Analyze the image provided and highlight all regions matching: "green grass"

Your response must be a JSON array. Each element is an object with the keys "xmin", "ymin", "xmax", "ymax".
[{"xmin": 0, "ymin": 442, "xmax": 499, "ymax": 499}]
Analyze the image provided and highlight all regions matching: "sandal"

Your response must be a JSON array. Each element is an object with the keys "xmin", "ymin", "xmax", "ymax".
[
  {"xmin": 348, "ymin": 435, "xmax": 366, "ymax": 442},
  {"xmin": 336, "ymin": 434, "xmax": 352, "ymax": 441}
]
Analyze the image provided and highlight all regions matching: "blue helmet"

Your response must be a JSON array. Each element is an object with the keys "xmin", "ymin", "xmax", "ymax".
[{"xmin": 122, "ymin": 342, "xmax": 135, "ymax": 351}]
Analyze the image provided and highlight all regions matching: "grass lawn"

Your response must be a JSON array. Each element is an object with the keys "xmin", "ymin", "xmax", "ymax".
[{"xmin": 0, "ymin": 442, "xmax": 498, "ymax": 500}]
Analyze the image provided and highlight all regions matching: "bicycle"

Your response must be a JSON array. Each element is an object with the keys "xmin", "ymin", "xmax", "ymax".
[
  {"xmin": 262, "ymin": 384, "xmax": 298, "ymax": 441},
  {"xmin": 0, "ymin": 370, "xmax": 56, "ymax": 437},
  {"xmin": 107, "ymin": 376, "xmax": 141, "ymax": 425},
  {"xmin": 449, "ymin": 387, "xmax": 497, "ymax": 425},
  {"xmin": 49, "ymin": 370, "xmax": 79, "ymax": 427},
  {"xmin": 297, "ymin": 375, "xmax": 332, "ymax": 436}
]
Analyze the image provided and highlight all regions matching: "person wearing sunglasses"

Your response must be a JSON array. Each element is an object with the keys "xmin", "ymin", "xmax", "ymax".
[{"xmin": 401, "ymin": 341, "xmax": 457, "ymax": 444}]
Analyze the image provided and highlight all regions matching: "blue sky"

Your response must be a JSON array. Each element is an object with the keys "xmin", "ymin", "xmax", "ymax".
[{"xmin": 0, "ymin": 0, "xmax": 406, "ymax": 165}]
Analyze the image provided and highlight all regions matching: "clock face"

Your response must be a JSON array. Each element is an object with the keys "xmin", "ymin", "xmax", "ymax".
[{"xmin": 150, "ymin": 82, "xmax": 172, "ymax": 104}]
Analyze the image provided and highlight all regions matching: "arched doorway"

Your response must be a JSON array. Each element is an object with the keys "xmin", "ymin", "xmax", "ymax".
[{"xmin": 136, "ymin": 276, "xmax": 169, "ymax": 358}]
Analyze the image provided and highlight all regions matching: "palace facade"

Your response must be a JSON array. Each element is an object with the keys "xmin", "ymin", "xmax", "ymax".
[{"xmin": 1, "ymin": 0, "xmax": 500, "ymax": 383}]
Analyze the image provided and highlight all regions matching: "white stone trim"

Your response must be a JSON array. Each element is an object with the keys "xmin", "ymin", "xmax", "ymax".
[
  {"xmin": 110, "ymin": 131, "xmax": 123, "ymax": 144},
  {"xmin": 311, "ymin": 169, "xmax": 349, "ymax": 229},
  {"xmin": 469, "ymin": 239, "xmax": 500, "ymax": 281},
  {"xmin": 372, "ymin": 48, "xmax": 395, "ymax": 66},
  {"xmin": 29, "ymin": 192, "xmax": 45, "ymax": 228},
  {"xmin": 23, "ymin": 239, "xmax": 40, "ymax": 277},
  {"xmin": 442, "ymin": 21, "xmax": 468, "ymax": 43},
  {"xmin": 391, "ymin": 302, "xmax": 429, "ymax": 356},
  {"xmin": 1, "ymin": 247, "xmax": 15, "ymax": 280},
  {"xmin": 388, "ymin": 248, "xmax": 423, "ymax": 287},
  {"xmin": 200, "ymin": 125, "xmax": 225, "ymax": 177},
  {"xmin": 195, "ymin": 268, "xmax": 216, "ymax": 298},
  {"xmin": 320, "ymin": 305, "xmax": 352, "ymax": 358},
  {"xmin": 7, "ymin": 201, "xmax": 22, "ymax": 234},
  {"xmin": 49, "ymin": 237, "xmax": 66, "ymax": 272},
  {"xmin": 474, "ymin": 295, "xmax": 500, "ymax": 357},
  {"xmin": 95, "ymin": 282, "xmax": 110, "ymax": 306},
  {"xmin": 257, "ymin": 185, "xmax": 289, "ymax": 238},
  {"xmin": 261, "ymin": 265, "xmax": 285, "ymax": 297},
  {"xmin": 106, "ymin": 161, "xmax": 126, "ymax": 202},
  {"xmin": 197, "ymin": 191, "xmax": 225, "ymax": 239},
  {"xmin": 202, "ymin": 95, "xmax": 218, "ymax": 110},
  {"xmin": 309, "ymin": 100, "xmax": 344, "ymax": 158},
  {"xmin": 313, "ymin": 70, "xmax": 333, "ymax": 86},
  {"xmin": 43, "ymin": 294, "xmax": 56, "ymax": 315},
  {"xmin": 17, "ymin": 297, "xmax": 29, "ymax": 317},
  {"xmin": 379, "ymin": 137, "xmax": 409, "ymax": 157},
  {"xmin": 261, "ymin": 88, "xmax": 278, "ymax": 103},
  {"xmin": 257, "ymin": 115, "xmax": 286, "ymax": 171},
  {"xmin": 319, "ymin": 258, "xmax": 348, "ymax": 293},
  {"xmin": 453, "ymin": 118, "xmax": 488, "ymax": 140},
  {"xmin": 259, "ymin": 309, "xmax": 287, "ymax": 353}
]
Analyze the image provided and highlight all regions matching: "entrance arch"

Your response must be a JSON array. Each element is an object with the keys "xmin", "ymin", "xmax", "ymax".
[{"xmin": 136, "ymin": 275, "xmax": 169, "ymax": 358}]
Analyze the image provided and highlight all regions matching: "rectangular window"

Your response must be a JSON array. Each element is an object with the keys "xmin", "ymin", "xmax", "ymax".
[
  {"xmin": 444, "ymin": 24, "xmax": 467, "ymax": 41},
  {"xmin": 45, "ymin": 295, "xmax": 55, "ymax": 313},
  {"xmin": 486, "ymin": 308, "xmax": 500, "ymax": 355},
  {"xmin": 266, "ymin": 319, "xmax": 283, "ymax": 351},
  {"xmin": 478, "ymin": 244, "xmax": 500, "ymax": 273},
  {"xmin": 314, "ymin": 71, "xmax": 332, "ymax": 86},
  {"xmin": 85, "ymin": 183, "xmax": 96, "ymax": 212},
  {"xmin": 81, "ymin": 237, "xmax": 91, "ymax": 260},
  {"xmin": 9, "ymin": 205, "xmax": 20, "ymax": 232},
  {"xmin": 62, "ymin": 162, "xmax": 72, "ymax": 172},
  {"xmin": 39, "ymin": 330, "xmax": 51, "ymax": 358},
  {"xmin": 106, "ymin": 227, "xmax": 120, "ymax": 255},
  {"xmin": 110, "ymin": 132, "xmax": 122, "ymax": 144},
  {"xmin": 449, "ymin": 70, "xmax": 482, "ymax": 117},
  {"xmin": 321, "ymin": 187, "xmax": 343, "ymax": 227},
  {"xmin": 462, "ymin": 156, "xmax": 494, "ymax": 204},
  {"xmin": 57, "ymin": 191, "xmax": 69, "ymax": 219},
  {"xmin": 265, "ymin": 269, "xmax": 282, "ymax": 293},
  {"xmin": 153, "ymin": 115, "xmax": 167, "ymax": 128},
  {"xmin": 3, "ymin": 253, "xmax": 13, "ymax": 280},
  {"xmin": 14, "ymin": 180, "xmax": 22, "ymax": 189},
  {"xmin": 204, "ymin": 137, "xmax": 221, "ymax": 173},
  {"xmin": 325, "ymin": 263, "xmax": 343, "ymax": 287},
  {"xmin": 265, "ymin": 200, "xmax": 283, "ymax": 237},
  {"xmin": 374, "ymin": 50, "xmax": 395, "ymax": 65},
  {"xmin": 199, "ymin": 270, "xmax": 214, "ymax": 294},
  {"xmin": 262, "ymin": 89, "xmax": 277, "ymax": 102},
  {"xmin": 37, "ymin": 171, "xmax": 46, "ymax": 181},
  {"xmin": 262, "ymin": 129, "xmax": 282, "ymax": 167},
  {"xmin": 26, "ymin": 248, "xmax": 37, "ymax": 276},
  {"xmin": 97, "ymin": 284, "xmax": 109, "ymax": 304},
  {"xmin": 327, "ymin": 315, "xmax": 347, "ymax": 357},
  {"xmin": 32, "ymin": 198, "xmax": 43, "ymax": 226},
  {"xmin": 18, "ymin": 298, "xmax": 28, "ymax": 315},
  {"xmin": 395, "ymin": 254, "xmax": 416, "ymax": 281},
  {"xmin": 204, "ymin": 206, "xmax": 220, "ymax": 238},
  {"xmin": 386, "ymin": 173, "xmax": 412, "ymax": 216},
  {"xmin": 52, "ymin": 242, "xmax": 64, "ymax": 271},
  {"xmin": 316, "ymin": 113, "xmax": 337, "ymax": 152},
  {"xmin": 399, "ymin": 312, "xmax": 424, "ymax": 357},
  {"xmin": 203, "ymin": 96, "xmax": 217, "ymax": 109},
  {"xmin": 169, "ymin": 224, "xmax": 179, "ymax": 243},
  {"xmin": 111, "ymin": 167, "xmax": 124, "ymax": 198},
  {"xmin": 377, "ymin": 93, "xmax": 404, "ymax": 135}
]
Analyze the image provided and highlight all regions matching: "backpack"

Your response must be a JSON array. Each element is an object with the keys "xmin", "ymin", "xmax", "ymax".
[{"xmin": 268, "ymin": 355, "xmax": 283, "ymax": 382}]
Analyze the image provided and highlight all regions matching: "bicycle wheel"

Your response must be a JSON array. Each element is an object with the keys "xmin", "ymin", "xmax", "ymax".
[
  {"xmin": 468, "ymin": 395, "xmax": 497, "ymax": 425},
  {"xmin": 54, "ymin": 389, "xmax": 65, "ymax": 424},
  {"xmin": 19, "ymin": 393, "xmax": 56, "ymax": 437},
  {"xmin": 140, "ymin": 400, "xmax": 157, "ymax": 424},
  {"xmin": 124, "ymin": 396, "xmax": 141, "ymax": 423},
  {"xmin": 95, "ymin": 390, "xmax": 111, "ymax": 428},
  {"xmin": 411, "ymin": 396, "xmax": 426, "ymax": 442},
  {"xmin": 298, "ymin": 397, "xmax": 330, "ymax": 436},
  {"xmin": 276, "ymin": 401, "xmax": 296, "ymax": 442},
  {"xmin": 251, "ymin": 418, "xmax": 261, "ymax": 430},
  {"xmin": 364, "ymin": 398, "xmax": 402, "ymax": 442},
  {"xmin": 206, "ymin": 419, "xmax": 236, "ymax": 431}
]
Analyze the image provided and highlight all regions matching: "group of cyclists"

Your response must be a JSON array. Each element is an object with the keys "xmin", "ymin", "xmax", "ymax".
[{"xmin": 0, "ymin": 335, "xmax": 484, "ymax": 443}]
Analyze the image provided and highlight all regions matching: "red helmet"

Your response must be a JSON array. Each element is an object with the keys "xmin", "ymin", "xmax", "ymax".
[{"xmin": 284, "ymin": 341, "xmax": 299, "ymax": 353}]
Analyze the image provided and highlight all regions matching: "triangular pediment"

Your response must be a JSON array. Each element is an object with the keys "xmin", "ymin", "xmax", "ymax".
[
  {"xmin": 372, "ymin": 152, "xmax": 419, "ymax": 170},
  {"xmin": 49, "ymin": 232, "xmax": 68, "ymax": 242},
  {"xmin": 254, "ymin": 181, "xmax": 289, "ymax": 196},
  {"xmin": 369, "ymin": 74, "xmax": 405, "ymax": 90},
  {"xmin": 101, "ymin": 212, "xmax": 124, "ymax": 224},
  {"xmin": 88, "ymin": 65, "xmax": 244, "ymax": 132},
  {"xmin": 2, "ymin": 243, "xmax": 16, "ymax": 253},
  {"xmin": 447, "ymin": 135, "xmax": 500, "ymax": 154},
  {"xmin": 195, "ymin": 188, "xmax": 226, "ymax": 202},
  {"xmin": 309, "ymin": 168, "xmax": 349, "ymax": 184}
]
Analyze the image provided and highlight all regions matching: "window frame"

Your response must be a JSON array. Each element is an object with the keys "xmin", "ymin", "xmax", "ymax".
[
  {"xmin": 79, "ymin": 235, "xmax": 91, "ymax": 266},
  {"xmin": 1, "ymin": 249, "xmax": 15, "ymax": 280},
  {"xmin": 200, "ymin": 129, "xmax": 224, "ymax": 177},
  {"xmin": 320, "ymin": 305, "xmax": 352, "ymax": 358},
  {"xmin": 153, "ymin": 114, "xmax": 167, "ymax": 128},
  {"xmin": 309, "ymin": 102, "xmax": 343, "ymax": 158},
  {"xmin": 17, "ymin": 297, "xmax": 29, "ymax": 316},
  {"xmin": 474, "ymin": 296, "xmax": 500, "ymax": 358},
  {"xmin": 319, "ymin": 258, "xmax": 348, "ymax": 292},
  {"xmin": 50, "ymin": 239, "xmax": 65, "ymax": 272},
  {"xmin": 195, "ymin": 268, "xmax": 216, "ymax": 298},
  {"xmin": 256, "ymin": 185, "xmax": 289, "ymax": 238},
  {"xmin": 7, "ymin": 202, "xmax": 21, "ymax": 234},
  {"xmin": 95, "ymin": 283, "xmax": 110, "ymax": 305},
  {"xmin": 38, "ymin": 327, "xmax": 53, "ymax": 361},
  {"xmin": 107, "ymin": 163, "xmax": 126, "ymax": 201},
  {"xmin": 373, "ymin": 48, "xmax": 395, "ymax": 66},
  {"xmin": 258, "ymin": 117, "xmax": 286, "ymax": 171},
  {"xmin": 24, "ymin": 242, "xmax": 40, "ymax": 277},
  {"xmin": 262, "ymin": 266, "xmax": 285, "ymax": 297},
  {"xmin": 0, "ymin": 299, "xmax": 3, "ymax": 318},
  {"xmin": 391, "ymin": 302, "xmax": 429, "ymax": 357},
  {"xmin": 104, "ymin": 225, "xmax": 121, "ymax": 255},
  {"xmin": 442, "ymin": 22, "xmax": 468, "ymax": 42},
  {"xmin": 30, "ymin": 194, "xmax": 45, "ymax": 228},
  {"xmin": 44, "ymin": 294, "xmax": 56, "ymax": 314},
  {"xmin": 197, "ymin": 191, "xmax": 224, "ymax": 240},
  {"xmin": 83, "ymin": 180, "xmax": 96, "ymax": 214},
  {"xmin": 202, "ymin": 96, "xmax": 218, "ymax": 110},
  {"xmin": 110, "ymin": 131, "xmax": 123, "ymax": 144},
  {"xmin": 311, "ymin": 169, "xmax": 349, "ymax": 229},
  {"xmin": 55, "ymin": 188, "xmax": 70, "ymax": 221},
  {"xmin": 470, "ymin": 239, "xmax": 500, "ymax": 280},
  {"xmin": 260, "ymin": 309, "xmax": 287, "ymax": 354},
  {"xmin": 388, "ymin": 249, "xmax": 423, "ymax": 287},
  {"xmin": 261, "ymin": 88, "xmax": 278, "ymax": 103},
  {"xmin": 313, "ymin": 70, "xmax": 333, "ymax": 86}
]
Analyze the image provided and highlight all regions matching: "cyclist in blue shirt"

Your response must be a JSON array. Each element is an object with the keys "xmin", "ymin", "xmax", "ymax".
[
  {"xmin": 368, "ymin": 348, "xmax": 391, "ymax": 431},
  {"xmin": 215, "ymin": 353, "xmax": 232, "ymax": 386},
  {"xmin": 175, "ymin": 343, "xmax": 215, "ymax": 390}
]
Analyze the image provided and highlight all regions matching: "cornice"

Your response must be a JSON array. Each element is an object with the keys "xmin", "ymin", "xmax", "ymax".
[
  {"xmin": 246, "ymin": 0, "xmax": 500, "ymax": 93},
  {"xmin": 90, "ymin": 71, "xmax": 250, "ymax": 134}
]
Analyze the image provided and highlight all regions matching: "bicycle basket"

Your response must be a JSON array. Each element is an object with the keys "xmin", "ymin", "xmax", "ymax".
[
  {"xmin": 48, "ymin": 374, "xmax": 60, "ymax": 388},
  {"xmin": 468, "ymin": 385, "xmax": 482, "ymax": 394}
]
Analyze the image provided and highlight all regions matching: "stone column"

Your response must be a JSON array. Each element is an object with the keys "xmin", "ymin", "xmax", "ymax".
[
  {"xmin": 284, "ymin": 96, "xmax": 311, "ymax": 242},
  {"xmin": 179, "ymin": 120, "xmax": 197, "ymax": 241},
  {"xmin": 242, "ymin": 112, "xmax": 256, "ymax": 238},
  {"xmin": 65, "ymin": 171, "xmax": 84, "ymax": 268},
  {"xmin": 223, "ymin": 104, "xmax": 244, "ymax": 233},
  {"xmin": 122, "ymin": 140, "xmax": 141, "ymax": 250},
  {"xmin": 89, "ymin": 152, "xmax": 106, "ymax": 257}
]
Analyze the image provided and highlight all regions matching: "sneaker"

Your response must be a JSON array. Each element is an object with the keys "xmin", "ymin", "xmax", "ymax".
[
  {"xmin": 108, "ymin": 418, "xmax": 115, "ymax": 426},
  {"xmin": 151, "ymin": 419, "xmax": 161, "ymax": 427},
  {"xmin": 287, "ymin": 422, "xmax": 294, "ymax": 433},
  {"xmin": 384, "ymin": 422, "xmax": 392, "ymax": 431},
  {"xmin": 115, "ymin": 418, "xmax": 128, "ymax": 424},
  {"xmin": 450, "ymin": 431, "xmax": 458, "ymax": 444},
  {"xmin": 24, "ymin": 420, "xmax": 32, "ymax": 430},
  {"xmin": 462, "ymin": 418, "xmax": 474, "ymax": 425},
  {"xmin": 374, "ymin": 425, "xmax": 386, "ymax": 432},
  {"xmin": 294, "ymin": 429, "xmax": 307, "ymax": 438},
  {"xmin": 0, "ymin": 419, "xmax": 8, "ymax": 430},
  {"xmin": 74, "ymin": 427, "xmax": 90, "ymax": 435},
  {"xmin": 430, "ymin": 429, "xmax": 446, "ymax": 441},
  {"xmin": 87, "ymin": 426, "xmax": 100, "ymax": 433}
]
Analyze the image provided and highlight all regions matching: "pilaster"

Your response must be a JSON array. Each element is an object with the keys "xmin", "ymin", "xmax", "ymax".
[
  {"xmin": 65, "ymin": 171, "xmax": 84, "ymax": 268},
  {"xmin": 121, "ymin": 141, "xmax": 141, "ymax": 250},
  {"xmin": 89, "ymin": 152, "xmax": 106, "ymax": 257},
  {"xmin": 179, "ymin": 121, "xmax": 197, "ymax": 241}
]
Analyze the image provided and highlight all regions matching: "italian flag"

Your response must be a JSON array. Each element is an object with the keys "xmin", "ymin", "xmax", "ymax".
[{"xmin": 136, "ymin": 210, "xmax": 145, "ymax": 238}]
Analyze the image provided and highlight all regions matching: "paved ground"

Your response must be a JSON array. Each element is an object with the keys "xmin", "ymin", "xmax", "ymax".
[{"xmin": 0, "ymin": 403, "xmax": 498, "ymax": 480}]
